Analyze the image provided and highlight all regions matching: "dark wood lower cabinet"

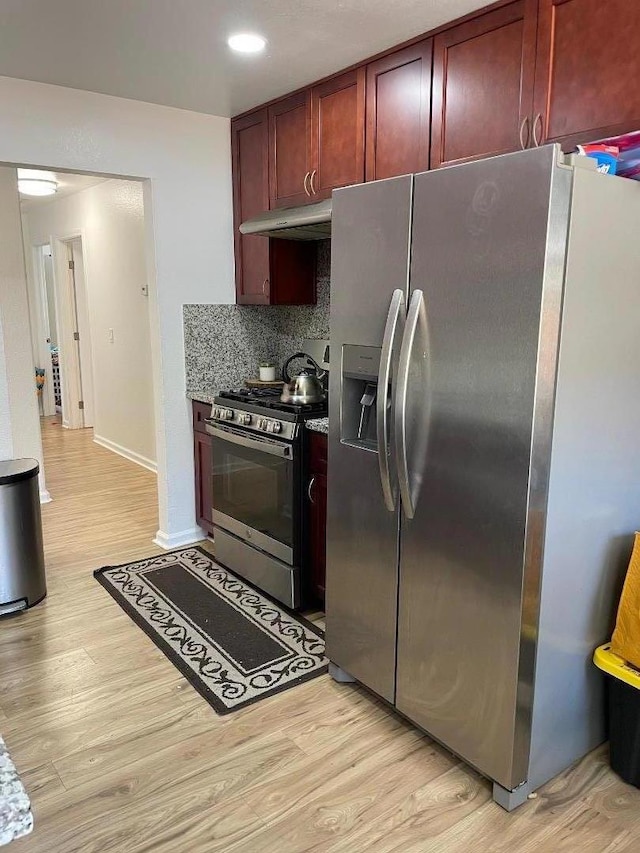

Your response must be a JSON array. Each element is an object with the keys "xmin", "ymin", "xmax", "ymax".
[
  {"xmin": 307, "ymin": 431, "xmax": 328, "ymax": 604},
  {"xmin": 308, "ymin": 471, "xmax": 327, "ymax": 602},
  {"xmin": 192, "ymin": 401, "xmax": 214, "ymax": 536}
]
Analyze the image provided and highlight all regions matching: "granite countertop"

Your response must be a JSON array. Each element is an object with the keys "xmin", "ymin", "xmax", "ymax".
[
  {"xmin": 187, "ymin": 391, "xmax": 216, "ymax": 405},
  {"xmin": 306, "ymin": 417, "xmax": 329, "ymax": 435},
  {"xmin": 0, "ymin": 737, "xmax": 33, "ymax": 846}
]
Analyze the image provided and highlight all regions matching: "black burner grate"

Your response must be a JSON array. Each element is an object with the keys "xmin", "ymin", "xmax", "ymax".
[{"xmin": 218, "ymin": 388, "xmax": 328, "ymax": 416}]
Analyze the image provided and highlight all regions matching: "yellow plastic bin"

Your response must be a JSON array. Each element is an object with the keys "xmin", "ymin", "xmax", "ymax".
[{"xmin": 593, "ymin": 643, "xmax": 640, "ymax": 787}]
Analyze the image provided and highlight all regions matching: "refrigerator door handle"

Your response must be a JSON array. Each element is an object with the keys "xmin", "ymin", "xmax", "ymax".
[
  {"xmin": 395, "ymin": 288, "xmax": 428, "ymax": 519},
  {"xmin": 377, "ymin": 288, "xmax": 405, "ymax": 511}
]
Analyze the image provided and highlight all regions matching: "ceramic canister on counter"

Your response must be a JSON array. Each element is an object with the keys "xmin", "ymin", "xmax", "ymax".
[{"xmin": 259, "ymin": 362, "xmax": 276, "ymax": 382}]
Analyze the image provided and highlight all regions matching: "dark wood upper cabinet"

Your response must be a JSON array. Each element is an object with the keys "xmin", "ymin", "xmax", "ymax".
[
  {"xmin": 268, "ymin": 91, "xmax": 311, "ymax": 209},
  {"xmin": 534, "ymin": 0, "xmax": 640, "ymax": 149},
  {"xmin": 431, "ymin": 0, "xmax": 538, "ymax": 168},
  {"xmin": 230, "ymin": 0, "xmax": 640, "ymax": 301},
  {"xmin": 310, "ymin": 68, "xmax": 366, "ymax": 199},
  {"xmin": 232, "ymin": 110, "xmax": 316, "ymax": 305},
  {"xmin": 366, "ymin": 41, "xmax": 433, "ymax": 181},
  {"xmin": 231, "ymin": 110, "xmax": 270, "ymax": 304}
]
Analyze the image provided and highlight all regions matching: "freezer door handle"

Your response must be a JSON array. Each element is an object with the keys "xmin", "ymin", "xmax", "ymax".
[
  {"xmin": 377, "ymin": 289, "xmax": 405, "ymax": 511},
  {"xmin": 395, "ymin": 288, "xmax": 429, "ymax": 519}
]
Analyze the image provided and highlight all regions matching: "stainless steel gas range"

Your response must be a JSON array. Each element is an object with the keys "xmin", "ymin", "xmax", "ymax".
[{"xmin": 205, "ymin": 386, "xmax": 327, "ymax": 609}]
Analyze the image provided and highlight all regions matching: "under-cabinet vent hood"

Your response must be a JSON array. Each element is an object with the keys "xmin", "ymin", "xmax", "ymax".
[{"xmin": 239, "ymin": 198, "xmax": 331, "ymax": 240}]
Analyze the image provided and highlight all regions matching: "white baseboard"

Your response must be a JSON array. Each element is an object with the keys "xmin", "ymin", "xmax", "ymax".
[
  {"xmin": 153, "ymin": 527, "xmax": 206, "ymax": 550},
  {"xmin": 40, "ymin": 489, "xmax": 52, "ymax": 504},
  {"xmin": 93, "ymin": 434, "xmax": 157, "ymax": 473}
]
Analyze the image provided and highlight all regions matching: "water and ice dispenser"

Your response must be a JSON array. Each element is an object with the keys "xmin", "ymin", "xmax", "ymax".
[{"xmin": 340, "ymin": 345, "xmax": 382, "ymax": 451}]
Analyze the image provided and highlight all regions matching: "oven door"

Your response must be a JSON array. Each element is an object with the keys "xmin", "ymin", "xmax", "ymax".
[{"xmin": 206, "ymin": 422, "xmax": 296, "ymax": 564}]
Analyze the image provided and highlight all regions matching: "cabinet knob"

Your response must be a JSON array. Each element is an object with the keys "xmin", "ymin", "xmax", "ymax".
[
  {"xmin": 303, "ymin": 171, "xmax": 311, "ymax": 196},
  {"xmin": 308, "ymin": 475, "xmax": 317, "ymax": 505},
  {"xmin": 310, "ymin": 169, "xmax": 317, "ymax": 195},
  {"xmin": 262, "ymin": 278, "xmax": 269, "ymax": 296}
]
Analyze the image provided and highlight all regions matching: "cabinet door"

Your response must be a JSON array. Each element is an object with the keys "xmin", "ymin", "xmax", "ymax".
[
  {"xmin": 269, "ymin": 91, "xmax": 311, "ymax": 209},
  {"xmin": 431, "ymin": 0, "xmax": 538, "ymax": 168},
  {"xmin": 534, "ymin": 0, "xmax": 640, "ymax": 148},
  {"xmin": 308, "ymin": 471, "xmax": 327, "ymax": 602},
  {"xmin": 231, "ymin": 110, "xmax": 270, "ymax": 305},
  {"xmin": 366, "ymin": 41, "xmax": 433, "ymax": 181},
  {"xmin": 194, "ymin": 431, "xmax": 214, "ymax": 535},
  {"xmin": 310, "ymin": 69, "xmax": 365, "ymax": 200}
]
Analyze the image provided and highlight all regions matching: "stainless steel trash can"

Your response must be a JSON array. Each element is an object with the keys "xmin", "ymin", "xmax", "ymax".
[{"xmin": 0, "ymin": 459, "xmax": 46, "ymax": 615}]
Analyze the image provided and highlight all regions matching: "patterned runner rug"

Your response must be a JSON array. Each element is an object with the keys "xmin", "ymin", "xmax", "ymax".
[{"xmin": 94, "ymin": 546, "xmax": 327, "ymax": 714}]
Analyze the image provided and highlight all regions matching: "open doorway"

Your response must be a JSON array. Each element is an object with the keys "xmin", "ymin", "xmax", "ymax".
[{"xmin": 21, "ymin": 170, "xmax": 157, "ymax": 502}]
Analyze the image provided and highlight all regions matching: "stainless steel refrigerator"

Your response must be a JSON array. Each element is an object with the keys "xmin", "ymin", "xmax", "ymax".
[{"xmin": 326, "ymin": 144, "xmax": 640, "ymax": 810}]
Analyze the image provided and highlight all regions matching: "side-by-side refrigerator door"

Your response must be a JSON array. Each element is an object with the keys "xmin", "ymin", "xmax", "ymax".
[
  {"xmin": 394, "ymin": 146, "xmax": 572, "ymax": 791},
  {"xmin": 325, "ymin": 175, "xmax": 413, "ymax": 703}
]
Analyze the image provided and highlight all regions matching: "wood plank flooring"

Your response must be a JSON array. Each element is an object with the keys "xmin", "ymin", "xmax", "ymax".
[{"xmin": 3, "ymin": 418, "xmax": 640, "ymax": 851}]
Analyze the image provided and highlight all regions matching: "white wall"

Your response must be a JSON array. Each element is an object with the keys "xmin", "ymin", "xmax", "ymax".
[
  {"xmin": 0, "ymin": 167, "xmax": 47, "ymax": 496},
  {"xmin": 24, "ymin": 179, "xmax": 156, "ymax": 469},
  {"xmin": 0, "ymin": 75, "xmax": 235, "ymax": 547}
]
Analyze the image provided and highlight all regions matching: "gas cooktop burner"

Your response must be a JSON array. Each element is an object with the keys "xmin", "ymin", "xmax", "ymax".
[
  {"xmin": 235, "ymin": 387, "xmax": 282, "ymax": 398},
  {"xmin": 218, "ymin": 388, "xmax": 328, "ymax": 416}
]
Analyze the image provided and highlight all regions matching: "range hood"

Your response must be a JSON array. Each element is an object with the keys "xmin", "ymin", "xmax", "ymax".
[{"xmin": 239, "ymin": 198, "xmax": 331, "ymax": 240}]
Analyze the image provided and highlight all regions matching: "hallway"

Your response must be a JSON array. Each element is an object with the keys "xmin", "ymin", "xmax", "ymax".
[{"xmin": 39, "ymin": 418, "xmax": 159, "ymax": 578}]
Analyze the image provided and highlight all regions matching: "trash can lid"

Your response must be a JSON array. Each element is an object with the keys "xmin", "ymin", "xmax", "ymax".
[
  {"xmin": 593, "ymin": 643, "xmax": 640, "ymax": 689},
  {"xmin": 0, "ymin": 458, "xmax": 39, "ymax": 485}
]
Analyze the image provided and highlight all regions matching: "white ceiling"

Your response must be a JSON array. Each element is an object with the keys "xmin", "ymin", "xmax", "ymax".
[
  {"xmin": 0, "ymin": 0, "xmax": 488, "ymax": 117},
  {"xmin": 19, "ymin": 172, "xmax": 108, "ymax": 210}
]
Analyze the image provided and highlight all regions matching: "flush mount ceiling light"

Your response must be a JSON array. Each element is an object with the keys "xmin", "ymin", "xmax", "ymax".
[
  {"xmin": 227, "ymin": 33, "xmax": 266, "ymax": 54},
  {"xmin": 17, "ymin": 169, "xmax": 58, "ymax": 197}
]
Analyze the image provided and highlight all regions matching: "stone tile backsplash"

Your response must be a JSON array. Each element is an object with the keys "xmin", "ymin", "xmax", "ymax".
[{"xmin": 184, "ymin": 240, "xmax": 330, "ymax": 392}]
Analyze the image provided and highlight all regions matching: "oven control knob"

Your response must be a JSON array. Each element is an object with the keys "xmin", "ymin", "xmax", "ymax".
[
  {"xmin": 270, "ymin": 421, "xmax": 282, "ymax": 434},
  {"xmin": 223, "ymin": 409, "xmax": 234, "ymax": 421},
  {"xmin": 212, "ymin": 407, "xmax": 219, "ymax": 419},
  {"xmin": 258, "ymin": 418, "xmax": 268, "ymax": 431},
  {"xmin": 239, "ymin": 413, "xmax": 252, "ymax": 426}
]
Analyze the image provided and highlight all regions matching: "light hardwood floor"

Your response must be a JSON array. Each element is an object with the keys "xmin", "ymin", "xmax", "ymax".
[{"xmin": 3, "ymin": 418, "xmax": 640, "ymax": 851}]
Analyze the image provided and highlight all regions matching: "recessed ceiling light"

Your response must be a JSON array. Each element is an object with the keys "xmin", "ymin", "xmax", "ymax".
[
  {"xmin": 227, "ymin": 33, "xmax": 266, "ymax": 54},
  {"xmin": 17, "ymin": 169, "xmax": 58, "ymax": 197}
]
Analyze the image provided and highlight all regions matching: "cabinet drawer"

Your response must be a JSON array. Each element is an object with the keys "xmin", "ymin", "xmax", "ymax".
[{"xmin": 192, "ymin": 400, "xmax": 212, "ymax": 434}]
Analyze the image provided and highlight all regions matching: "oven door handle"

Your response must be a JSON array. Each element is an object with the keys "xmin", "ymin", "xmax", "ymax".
[{"xmin": 205, "ymin": 421, "xmax": 294, "ymax": 460}]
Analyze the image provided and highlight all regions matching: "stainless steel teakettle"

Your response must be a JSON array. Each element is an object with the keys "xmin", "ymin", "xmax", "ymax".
[{"xmin": 280, "ymin": 352, "xmax": 327, "ymax": 404}]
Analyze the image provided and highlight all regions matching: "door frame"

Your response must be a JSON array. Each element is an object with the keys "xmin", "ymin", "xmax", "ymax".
[{"xmin": 50, "ymin": 230, "xmax": 95, "ymax": 429}]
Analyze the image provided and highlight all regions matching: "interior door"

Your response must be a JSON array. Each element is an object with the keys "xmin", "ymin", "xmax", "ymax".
[
  {"xmin": 533, "ymin": 0, "xmax": 640, "ymax": 148},
  {"xmin": 395, "ymin": 147, "xmax": 571, "ymax": 790},
  {"xmin": 431, "ymin": 0, "xmax": 538, "ymax": 167},
  {"xmin": 325, "ymin": 175, "xmax": 413, "ymax": 703},
  {"xmin": 68, "ymin": 239, "xmax": 94, "ymax": 428}
]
